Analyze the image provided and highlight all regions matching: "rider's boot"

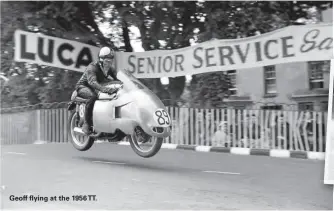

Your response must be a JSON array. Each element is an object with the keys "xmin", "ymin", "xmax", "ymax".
[{"xmin": 82, "ymin": 102, "xmax": 93, "ymax": 135}]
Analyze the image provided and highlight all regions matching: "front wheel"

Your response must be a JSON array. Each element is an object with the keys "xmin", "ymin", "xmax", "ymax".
[
  {"xmin": 128, "ymin": 126, "xmax": 164, "ymax": 158},
  {"xmin": 68, "ymin": 110, "xmax": 95, "ymax": 151}
]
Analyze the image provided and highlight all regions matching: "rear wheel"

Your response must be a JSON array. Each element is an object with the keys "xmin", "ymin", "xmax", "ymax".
[
  {"xmin": 68, "ymin": 110, "xmax": 95, "ymax": 151},
  {"xmin": 128, "ymin": 126, "xmax": 163, "ymax": 158}
]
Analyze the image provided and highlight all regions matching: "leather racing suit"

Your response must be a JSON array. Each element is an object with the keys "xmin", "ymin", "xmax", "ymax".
[{"xmin": 75, "ymin": 61, "xmax": 121, "ymax": 134}]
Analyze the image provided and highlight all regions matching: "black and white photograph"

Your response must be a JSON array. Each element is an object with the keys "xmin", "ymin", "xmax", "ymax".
[{"xmin": 1, "ymin": 1, "xmax": 333, "ymax": 210}]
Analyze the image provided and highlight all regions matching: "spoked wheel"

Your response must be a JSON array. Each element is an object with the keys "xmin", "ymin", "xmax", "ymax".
[
  {"xmin": 68, "ymin": 111, "xmax": 95, "ymax": 151},
  {"xmin": 128, "ymin": 126, "xmax": 163, "ymax": 158}
]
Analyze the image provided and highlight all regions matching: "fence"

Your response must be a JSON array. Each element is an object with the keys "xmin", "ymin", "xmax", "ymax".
[{"xmin": 0, "ymin": 106, "xmax": 328, "ymax": 152}]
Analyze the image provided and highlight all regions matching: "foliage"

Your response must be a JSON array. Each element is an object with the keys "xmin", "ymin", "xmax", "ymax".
[
  {"xmin": 1, "ymin": 1, "xmax": 332, "ymax": 109},
  {"xmin": 189, "ymin": 1, "xmax": 332, "ymax": 108},
  {"xmin": 103, "ymin": 1, "xmax": 205, "ymax": 105},
  {"xmin": 1, "ymin": 1, "xmax": 111, "ymax": 108}
]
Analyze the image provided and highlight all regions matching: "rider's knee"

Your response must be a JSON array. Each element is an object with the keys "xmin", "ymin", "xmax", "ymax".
[{"xmin": 91, "ymin": 94, "xmax": 98, "ymax": 100}]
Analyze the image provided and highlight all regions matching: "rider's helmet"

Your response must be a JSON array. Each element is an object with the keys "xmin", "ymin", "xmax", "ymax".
[
  {"xmin": 98, "ymin": 46, "xmax": 115, "ymax": 61},
  {"xmin": 98, "ymin": 46, "xmax": 116, "ymax": 76}
]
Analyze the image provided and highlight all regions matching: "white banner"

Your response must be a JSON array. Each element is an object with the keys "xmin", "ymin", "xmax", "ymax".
[
  {"xmin": 14, "ymin": 30, "xmax": 102, "ymax": 72},
  {"xmin": 118, "ymin": 23, "xmax": 333, "ymax": 78},
  {"xmin": 14, "ymin": 23, "xmax": 333, "ymax": 78}
]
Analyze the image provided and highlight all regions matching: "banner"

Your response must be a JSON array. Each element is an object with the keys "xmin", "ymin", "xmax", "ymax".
[
  {"xmin": 118, "ymin": 23, "xmax": 333, "ymax": 78},
  {"xmin": 14, "ymin": 30, "xmax": 101, "ymax": 73},
  {"xmin": 14, "ymin": 23, "xmax": 333, "ymax": 78}
]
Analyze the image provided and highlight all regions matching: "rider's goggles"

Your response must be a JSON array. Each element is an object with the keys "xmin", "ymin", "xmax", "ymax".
[{"xmin": 102, "ymin": 58, "xmax": 114, "ymax": 66}]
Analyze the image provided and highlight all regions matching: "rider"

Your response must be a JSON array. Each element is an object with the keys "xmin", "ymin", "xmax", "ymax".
[{"xmin": 75, "ymin": 46, "xmax": 122, "ymax": 135}]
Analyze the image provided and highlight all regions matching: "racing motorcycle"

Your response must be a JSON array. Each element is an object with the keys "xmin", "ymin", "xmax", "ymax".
[{"xmin": 67, "ymin": 69, "xmax": 171, "ymax": 158}]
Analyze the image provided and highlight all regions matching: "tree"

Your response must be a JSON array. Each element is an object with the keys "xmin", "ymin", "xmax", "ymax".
[
  {"xmin": 1, "ymin": 1, "xmax": 113, "ymax": 108},
  {"xmin": 190, "ymin": 1, "xmax": 333, "ymax": 108},
  {"xmin": 2, "ymin": 1, "xmax": 332, "ymax": 109},
  {"xmin": 104, "ymin": 1, "xmax": 207, "ymax": 105}
]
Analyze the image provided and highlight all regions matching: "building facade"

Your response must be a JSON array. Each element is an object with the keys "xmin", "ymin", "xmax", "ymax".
[
  {"xmin": 224, "ymin": 61, "xmax": 330, "ymax": 111},
  {"xmin": 224, "ymin": 9, "xmax": 333, "ymax": 112}
]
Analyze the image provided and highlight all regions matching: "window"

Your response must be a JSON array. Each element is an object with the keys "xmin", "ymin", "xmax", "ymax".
[
  {"xmin": 264, "ymin": 65, "xmax": 277, "ymax": 94},
  {"xmin": 227, "ymin": 70, "xmax": 237, "ymax": 95},
  {"xmin": 308, "ymin": 61, "xmax": 329, "ymax": 89},
  {"xmin": 261, "ymin": 105, "xmax": 282, "ymax": 110},
  {"xmin": 298, "ymin": 102, "xmax": 314, "ymax": 111}
]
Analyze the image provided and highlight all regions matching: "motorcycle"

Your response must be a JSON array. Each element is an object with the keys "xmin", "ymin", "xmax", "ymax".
[{"xmin": 67, "ymin": 69, "xmax": 171, "ymax": 158}]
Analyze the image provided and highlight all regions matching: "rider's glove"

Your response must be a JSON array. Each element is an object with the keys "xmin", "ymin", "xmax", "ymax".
[{"xmin": 114, "ymin": 84, "xmax": 123, "ymax": 89}]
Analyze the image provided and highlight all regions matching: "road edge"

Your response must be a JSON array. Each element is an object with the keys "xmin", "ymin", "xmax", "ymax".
[
  {"xmin": 29, "ymin": 140, "xmax": 325, "ymax": 161},
  {"xmin": 114, "ymin": 141, "xmax": 325, "ymax": 161}
]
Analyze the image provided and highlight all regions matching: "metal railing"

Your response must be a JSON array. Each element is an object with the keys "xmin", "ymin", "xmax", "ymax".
[{"xmin": 0, "ymin": 107, "xmax": 328, "ymax": 152}]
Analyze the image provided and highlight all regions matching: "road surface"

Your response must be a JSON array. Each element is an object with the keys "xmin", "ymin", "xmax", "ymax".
[{"xmin": 1, "ymin": 143, "xmax": 332, "ymax": 210}]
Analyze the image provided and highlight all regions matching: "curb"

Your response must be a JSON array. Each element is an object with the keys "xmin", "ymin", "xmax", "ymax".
[
  {"xmin": 31, "ymin": 140, "xmax": 325, "ymax": 161},
  {"xmin": 115, "ymin": 142, "xmax": 325, "ymax": 161}
]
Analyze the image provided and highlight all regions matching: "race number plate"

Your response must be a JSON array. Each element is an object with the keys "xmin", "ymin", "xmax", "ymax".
[
  {"xmin": 79, "ymin": 104, "xmax": 85, "ymax": 118},
  {"xmin": 153, "ymin": 109, "xmax": 171, "ymax": 126}
]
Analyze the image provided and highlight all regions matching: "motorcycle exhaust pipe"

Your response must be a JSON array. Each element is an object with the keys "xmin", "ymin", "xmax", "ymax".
[
  {"xmin": 73, "ymin": 127, "xmax": 102, "ymax": 138},
  {"xmin": 73, "ymin": 127, "xmax": 85, "ymax": 134}
]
